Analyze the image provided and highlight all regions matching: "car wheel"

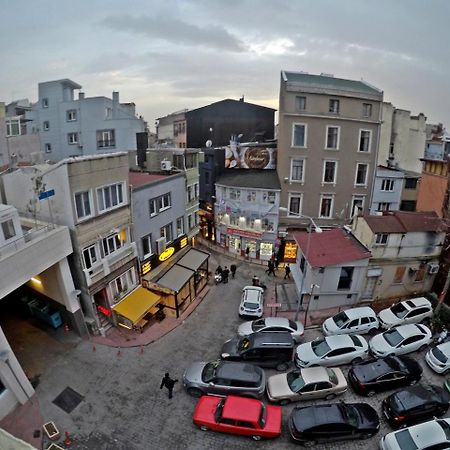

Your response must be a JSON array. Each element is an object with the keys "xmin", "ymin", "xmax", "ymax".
[
  {"xmin": 325, "ymin": 393, "xmax": 336, "ymax": 400},
  {"xmin": 360, "ymin": 433, "xmax": 373, "ymax": 440},
  {"xmin": 276, "ymin": 362, "xmax": 289, "ymax": 371},
  {"xmin": 368, "ymin": 327, "xmax": 379, "ymax": 336},
  {"xmin": 200, "ymin": 425, "xmax": 208, "ymax": 431},
  {"xmin": 279, "ymin": 398, "xmax": 291, "ymax": 406},
  {"xmin": 419, "ymin": 344, "xmax": 428, "ymax": 352},
  {"xmin": 409, "ymin": 378, "xmax": 418, "ymax": 386},
  {"xmin": 351, "ymin": 357, "xmax": 363, "ymax": 365},
  {"xmin": 187, "ymin": 388, "xmax": 203, "ymax": 398},
  {"xmin": 252, "ymin": 435, "xmax": 262, "ymax": 441},
  {"xmin": 367, "ymin": 390, "xmax": 376, "ymax": 397},
  {"xmin": 444, "ymin": 368, "xmax": 450, "ymax": 376},
  {"xmin": 303, "ymin": 440, "xmax": 317, "ymax": 447}
]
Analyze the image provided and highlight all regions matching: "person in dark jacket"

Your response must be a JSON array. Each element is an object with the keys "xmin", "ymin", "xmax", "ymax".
[
  {"xmin": 266, "ymin": 259, "xmax": 276, "ymax": 276},
  {"xmin": 284, "ymin": 264, "xmax": 291, "ymax": 279},
  {"xmin": 230, "ymin": 264, "xmax": 237, "ymax": 279},
  {"xmin": 222, "ymin": 266, "xmax": 230, "ymax": 283},
  {"xmin": 160, "ymin": 372, "xmax": 178, "ymax": 399}
]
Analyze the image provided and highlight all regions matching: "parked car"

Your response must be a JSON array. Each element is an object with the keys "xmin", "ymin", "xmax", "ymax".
[
  {"xmin": 378, "ymin": 297, "xmax": 433, "ymax": 329},
  {"xmin": 267, "ymin": 366, "xmax": 347, "ymax": 405},
  {"xmin": 369, "ymin": 324, "xmax": 432, "ymax": 358},
  {"xmin": 322, "ymin": 307, "xmax": 379, "ymax": 336},
  {"xmin": 425, "ymin": 341, "xmax": 450, "ymax": 374},
  {"xmin": 193, "ymin": 395, "xmax": 282, "ymax": 441},
  {"xmin": 380, "ymin": 418, "xmax": 450, "ymax": 450},
  {"xmin": 183, "ymin": 360, "xmax": 266, "ymax": 398},
  {"xmin": 238, "ymin": 317, "xmax": 304, "ymax": 343},
  {"xmin": 382, "ymin": 384, "xmax": 450, "ymax": 429},
  {"xmin": 295, "ymin": 334, "xmax": 369, "ymax": 368},
  {"xmin": 239, "ymin": 286, "xmax": 264, "ymax": 319},
  {"xmin": 288, "ymin": 402, "xmax": 380, "ymax": 446},
  {"xmin": 348, "ymin": 355, "xmax": 422, "ymax": 397},
  {"xmin": 221, "ymin": 332, "xmax": 295, "ymax": 371}
]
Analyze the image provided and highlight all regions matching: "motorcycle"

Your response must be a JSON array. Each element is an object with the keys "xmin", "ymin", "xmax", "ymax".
[{"xmin": 214, "ymin": 273, "xmax": 223, "ymax": 284}]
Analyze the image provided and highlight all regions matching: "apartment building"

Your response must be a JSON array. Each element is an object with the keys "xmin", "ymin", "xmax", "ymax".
[
  {"xmin": 26, "ymin": 79, "xmax": 145, "ymax": 161},
  {"xmin": 2, "ymin": 153, "xmax": 140, "ymax": 335},
  {"xmin": 277, "ymin": 71, "xmax": 383, "ymax": 226},
  {"xmin": 370, "ymin": 166, "xmax": 405, "ymax": 214}
]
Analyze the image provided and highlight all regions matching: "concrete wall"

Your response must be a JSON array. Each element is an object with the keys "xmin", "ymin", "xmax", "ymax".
[{"xmin": 416, "ymin": 173, "xmax": 447, "ymax": 217}]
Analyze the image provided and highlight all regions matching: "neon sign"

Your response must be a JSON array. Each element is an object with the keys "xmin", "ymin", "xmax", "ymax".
[{"xmin": 158, "ymin": 246, "xmax": 175, "ymax": 262}]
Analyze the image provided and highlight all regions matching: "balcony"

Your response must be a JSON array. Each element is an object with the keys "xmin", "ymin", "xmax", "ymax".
[{"xmin": 97, "ymin": 139, "xmax": 116, "ymax": 149}]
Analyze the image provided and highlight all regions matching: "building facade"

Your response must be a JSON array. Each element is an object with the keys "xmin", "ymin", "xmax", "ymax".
[
  {"xmin": 277, "ymin": 71, "xmax": 383, "ymax": 227},
  {"xmin": 370, "ymin": 166, "xmax": 404, "ymax": 214}
]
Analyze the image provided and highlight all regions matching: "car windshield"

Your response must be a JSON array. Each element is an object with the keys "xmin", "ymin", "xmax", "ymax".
[
  {"xmin": 244, "ymin": 302, "xmax": 259, "ymax": 310},
  {"xmin": 394, "ymin": 430, "xmax": 418, "ymax": 450},
  {"xmin": 432, "ymin": 347, "xmax": 448, "ymax": 364},
  {"xmin": 384, "ymin": 329, "xmax": 403, "ymax": 347},
  {"xmin": 311, "ymin": 339, "xmax": 331, "ymax": 357},
  {"xmin": 202, "ymin": 360, "xmax": 220, "ymax": 383},
  {"xmin": 437, "ymin": 420, "xmax": 450, "ymax": 440},
  {"xmin": 258, "ymin": 403, "xmax": 267, "ymax": 428},
  {"xmin": 391, "ymin": 302, "xmax": 409, "ymax": 319},
  {"xmin": 341, "ymin": 404, "xmax": 358, "ymax": 427},
  {"xmin": 350, "ymin": 335, "xmax": 362, "ymax": 347},
  {"xmin": 288, "ymin": 320, "xmax": 298, "ymax": 330},
  {"xmin": 287, "ymin": 370, "xmax": 306, "ymax": 392},
  {"xmin": 239, "ymin": 337, "xmax": 251, "ymax": 351},
  {"xmin": 252, "ymin": 319, "xmax": 266, "ymax": 331},
  {"xmin": 333, "ymin": 311, "xmax": 349, "ymax": 328},
  {"xmin": 327, "ymin": 368, "xmax": 338, "ymax": 385}
]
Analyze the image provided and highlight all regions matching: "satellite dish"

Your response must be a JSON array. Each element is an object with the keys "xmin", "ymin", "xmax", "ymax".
[{"xmin": 206, "ymin": 140, "xmax": 212, "ymax": 148}]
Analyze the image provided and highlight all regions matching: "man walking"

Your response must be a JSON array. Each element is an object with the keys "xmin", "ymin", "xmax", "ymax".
[
  {"xmin": 284, "ymin": 264, "xmax": 291, "ymax": 280},
  {"xmin": 266, "ymin": 260, "xmax": 276, "ymax": 276},
  {"xmin": 230, "ymin": 264, "xmax": 237, "ymax": 279},
  {"xmin": 222, "ymin": 266, "xmax": 230, "ymax": 283},
  {"xmin": 160, "ymin": 372, "xmax": 178, "ymax": 399}
]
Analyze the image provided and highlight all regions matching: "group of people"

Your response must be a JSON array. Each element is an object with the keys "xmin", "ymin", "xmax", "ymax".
[
  {"xmin": 266, "ymin": 259, "xmax": 291, "ymax": 279},
  {"xmin": 215, "ymin": 264, "xmax": 237, "ymax": 283}
]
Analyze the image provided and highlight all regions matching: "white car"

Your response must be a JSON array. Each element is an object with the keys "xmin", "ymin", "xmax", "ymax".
[
  {"xmin": 322, "ymin": 307, "xmax": 379, "ymax": 336},
  {"xmin": 238, "ymin": 286, "xmax": 264, "ymax": 319},
  {"xmin": 378, "ymin": 297, "xmax": 433, "ymax": 329},
  {"xmin": 295, "ymin": 334, "xmax": 369, "ymax": 368},
  {"xmin": 425, "ymin": 341, "xmax": 450, "ymax": 374},
  {"xmin": 380, "ymin": 418, "xmax": 450, "ymax": 450},
  {"xmin": 237, "ymin": 317, "xmax": 304, "ymax": 343},
  {"xmin": 369, "ymin": 324, "xmax": 432, "ymax": 358}
]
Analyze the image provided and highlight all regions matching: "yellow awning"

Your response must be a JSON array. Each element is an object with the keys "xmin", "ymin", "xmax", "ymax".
[{"xmin": 112, "ymin": 287, "xmax": 161, "ymax": 324}]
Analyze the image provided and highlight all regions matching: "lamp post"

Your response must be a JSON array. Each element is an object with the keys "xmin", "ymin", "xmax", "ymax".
[{"xmin": 279, "ymin": 207, "xmax": 322, "ymax": 321}]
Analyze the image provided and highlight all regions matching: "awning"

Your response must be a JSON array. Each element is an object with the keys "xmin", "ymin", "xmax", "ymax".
[
  {"xmin": 112, "ymin": 287, "xmax": 161, "ymax": 324},
  {"xmin": 176, "ymin": 248, "xmax": 209, "ymax": 271},
  {"xmin": 156, "ymin": 265, "xmax": 194, "ymax": 293},
  {"xmin": 367, "ymin": 267, "xmax": 383, "ymax": 277}
]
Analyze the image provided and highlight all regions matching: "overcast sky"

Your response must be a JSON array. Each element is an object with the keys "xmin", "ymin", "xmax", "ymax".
[{"xmin": 1, "ymin": 0, "xmax": 449, "ymax": 131}]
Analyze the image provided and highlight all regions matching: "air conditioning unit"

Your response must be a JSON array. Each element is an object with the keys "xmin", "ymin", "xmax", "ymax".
[
  {"xmin": 161, "ymin": 160, "xmax": 172, "ymax": 171},
  {"xmin": 428, "ymin": 263, "xmax": 439, "ymax": 275},
  {"xmin": 156, "ymin": 237, "xmax": 166, "ymax": 254}
]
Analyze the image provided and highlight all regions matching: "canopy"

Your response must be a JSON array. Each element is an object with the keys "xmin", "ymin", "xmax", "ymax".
[
  {"xmin": 112, "ymin": 287, "xmax": 161, "ymax": 324},
  {"xmin": 156, "ymin": 265, "xmax": 194, "ymax": 293},
  {"xmin": 176, "ymin": 248, "xmax": 209, "ymax": 271}
]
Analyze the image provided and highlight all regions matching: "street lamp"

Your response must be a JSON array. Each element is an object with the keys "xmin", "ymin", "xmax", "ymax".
[{"xmin": 279, "ymin": 207, "xmax": 323, "ymax": 321}]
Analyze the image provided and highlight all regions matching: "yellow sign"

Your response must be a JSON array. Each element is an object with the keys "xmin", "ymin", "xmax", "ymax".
[
  {"xmin": 141, "ymin": 261, "xmax": 151, "ymax": 275},
  {"xmin": 159, "ymin": 246, "xmax": 175, "ymax": 262},
  {"xmin": 284, "ymin": 242, "xmax": 298, "ymax": 260},
  {"xmin": 180, "ymin": 237, "xmax": 188, "ymax": 248}
]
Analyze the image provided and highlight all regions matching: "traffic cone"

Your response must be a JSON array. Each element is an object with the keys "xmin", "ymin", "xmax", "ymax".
[{"xmin": 64, "ymin": 431, "xmax": 72, "ymax": 446}]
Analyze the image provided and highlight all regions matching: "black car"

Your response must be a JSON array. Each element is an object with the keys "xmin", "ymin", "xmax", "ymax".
[
  {"xmin": 288, "ymin": 402, "xmax": 380, "ymax": 446},
  {"xmin": 382, "ymin": 384, "xmax": 450, "ymax": 429},
  {"xmin": 348, "ymin": 355, "xmax": 422, "ymax": 397}
]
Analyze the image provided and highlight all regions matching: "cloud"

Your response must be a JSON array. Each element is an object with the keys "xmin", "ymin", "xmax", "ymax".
[{"xmin": 101, "ymin": 14, "xmax": 245, "ymax": 52}]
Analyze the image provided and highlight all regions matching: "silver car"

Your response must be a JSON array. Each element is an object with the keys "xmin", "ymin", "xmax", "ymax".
[
  {"xmin": 182, "ymin": 360, "xmax": 266, "ymax": 398},
  {"xmin": 238, "ymin": 317, "xmax": 304, "ymax": 343}
]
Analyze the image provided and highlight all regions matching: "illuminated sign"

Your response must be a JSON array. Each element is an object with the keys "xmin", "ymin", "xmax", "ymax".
[
  {"xmin": 180, "ymin": 237, "xmax": 188, "ymax": 248},
  {"xmin": 97, "ymin": 305, "xmax": 112, "ymax": 317},
  {"xmin": 284, "ymin": 242, "xmax": 298, "ymax": 260},
  {"xmin": 159, "ymin": 247, "xmax": 175, "ymax": 262},
  {"xmin": 141, "ymin": 261, "xmax": 151, "ymax": 275}
]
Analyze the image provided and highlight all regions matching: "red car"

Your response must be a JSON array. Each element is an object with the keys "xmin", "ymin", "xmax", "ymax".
[{"xmin": 193, "ymin": 395, "xmax": 282, "ymax": 441}]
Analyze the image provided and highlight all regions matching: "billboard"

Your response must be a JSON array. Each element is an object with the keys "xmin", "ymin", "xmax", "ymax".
[{"xmin": 224, "ymin": 142, "xmax": 277, "ymax": 169}]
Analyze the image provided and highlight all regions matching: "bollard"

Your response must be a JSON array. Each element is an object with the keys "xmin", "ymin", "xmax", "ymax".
[{"xmin": 64, "ymin": 431, "xmax": 72, "ymax": 446}]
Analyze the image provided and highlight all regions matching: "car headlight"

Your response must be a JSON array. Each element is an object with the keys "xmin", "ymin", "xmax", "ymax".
[{"xmin": 257, "ymin": 308, "xmax": 262, "ymax": 313}]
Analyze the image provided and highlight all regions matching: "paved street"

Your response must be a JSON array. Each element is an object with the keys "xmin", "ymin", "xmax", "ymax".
[{"xmin": 32, "ymin": 254, "xmax": 448, "ymax": 449}]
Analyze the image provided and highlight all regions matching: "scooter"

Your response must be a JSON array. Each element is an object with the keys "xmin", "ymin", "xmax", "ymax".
[{"xmin": 214, "ymin": 273, "xmax": 223, "ymax": 284}]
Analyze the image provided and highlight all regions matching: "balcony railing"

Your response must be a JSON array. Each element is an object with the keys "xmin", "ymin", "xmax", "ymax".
[{"xmin": 97, "ymin": 140, "xmax": 116, "ymax": 148}]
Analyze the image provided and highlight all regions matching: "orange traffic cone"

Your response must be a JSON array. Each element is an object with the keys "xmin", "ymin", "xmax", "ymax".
[{"xmin": 64, "ymin": 431, "xmax": 72, "ymax": 446}]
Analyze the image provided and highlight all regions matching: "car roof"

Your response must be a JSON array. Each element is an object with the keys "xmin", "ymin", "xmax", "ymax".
[
  {"xmin": 242, "ymin": 287, "xmax": 263, "ymax": 303},
  {"xmin": 217, "ymin": 362, "xmax": 261, "ymax": 383},
  {"xmin": 438, "ymin": 341, "xmax": 450, "ymax": 355},
  {"xmin": 301, "ymin": 367, "xmax": 330, "ymax": 384},
  {"xmin": 292, "ymin": 404, "xmax": 346, "ymax": 431},
  {"xmin": 243, "ymin": 286, "xmax": 264, "ymax": 293},
  {"xmin": 351, "ymin": 356, "xmax": 408, "ymax": 380},
  {"xmin": 401, "ymin": 296, "xmax": 431, "ymax": 309},
  {"xmin": 261, "ymin": 317, "xmax": 290, "ymax": 327},
  {"xmin": 325, "ymin": 334, "xmax": 360, "ymax": 348},
  {"xmin": 404, "ymin": 418, "xmax": 450, "ymax": 447},
  {"xmin": 393, "ymin": 323, "xmax": 426, "ymax": 338},
  {"xmin": 341, "ymin": 307, "xmax": 376, "ymax": 319},
  {"xmin": 222, "ymin": 396, "xmax": 261, "ymax": 422},
  {"xmin": 252, "ymin": 331, "xmax": 294, "ymax": 345},
  {"xmin": 392, "ymin": 385, "xmax": 446, "ymax": 411}
]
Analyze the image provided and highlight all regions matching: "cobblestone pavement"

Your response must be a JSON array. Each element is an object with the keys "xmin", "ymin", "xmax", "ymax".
[{"xmin": 34, "ymin": 253, "xmax": 448, "ymax": 449}]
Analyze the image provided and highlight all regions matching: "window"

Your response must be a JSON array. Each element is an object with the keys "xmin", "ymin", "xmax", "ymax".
[
  {"xmin": 142, "ymin": 234, "xmax": 152, "ymax": 258},
  {"xmin": 149, "ymin": 199, "xmax": 157, "ymax": 217},
  {"xmin": 97, "ymin": 129, "xmax": 115, "ymax": 148},
  {"xmin": 381, "ymin": 179, "xmax": 395, "ymax": 191},
  {"xmin": 351, "ymin": 195, "xmax": 364, "ymax": 216},
  {"xmin": 194, "ymin": 183, "xmax": 199, "ymax": 199},
  {"xmin": 105, "ymin": 107, "xmax": 112, "ymax": 118},
  {"xmin": 74, "ymin": 191, "xmax": 92, "ymax": 219},
  {"xmin": 296, "ymin": 96, "xmax": 306, "ymax": 111},
  {"xmin": 393, "ymin": 266, "xmax": 406, "ymax": 284},
  {"xmin": 1, "ymin": 219, "xmax": 15, "ymax": 240},
  {"xmin": 378, "ymin": 202, "xmax": 390, "ymax": 211},
  {"xmin": 83, "ymin": 245, "xmax": 98, "ymax": 269},
  {"xmin": 338, "ymin": 267, "xmax": 354, "ymax": 290},
  {"xmin": 158, "ymin": 193, "xmax": 171, "ymax": 211},
  {"xmin": 323, "ymin": 161, "xmax": 337, "ymax": 184},
  {"xmin": 415, "ymin": 268, "xmax": 425, "ymax": 282},
  {"xmin": 288, "ymin": 194, "xmax": 302, "ymax": 216},
  {"xmin": 325, "ymin": 126, "xmax": 340, "ymax": 149},
  {"xmin": 375, "ymin": 233, "xmax": 388, "ymax": 245},
  {"xmin": 400, "ymin": 200, "xmax": 416, "ymax": 211},
  {"xmin": 66, "ymin": 110, "xmax": 77, "ymax": 121},
  {"xmin": 329, "ymin": 99, "xmax": 339, "ymax": 113},
  {"xmin": 247, "ymin": 191, "xmax": 256, "ymax": 202},
  {"xmin": 267, "ymin": 192, "xmax": 276, "ymax": 204},
  {"xmin": 355, "ymin": 163, "xmax": 369, "ymax": 186},
  {"xmin": 160, "ymin": 223, "xmax": 173, "ymax": 242},
  {"xmin": 176, "ymin": 217, "xmax": 184, "ymax": 236},
  {"xmin": 110, "ymin": 268, "xmax": 136, "ymax": 301},
  {"xmin": 363, "ymin": 103, "xmax": 372, "ymax": 118},
  {"xmin": 188, "ymin": 214, "xmax": 193, "ymax": 230},
  {"xmin": 290, "ymin": 158, "xmax": 305, "ymax": 182},
  {"xmin": 229, "ymin": 189, "xmax": 240, "ymax": 200},
  {"xmin": 43, "ymin": 121, "xmax": 49, "ymax": 131},
  {"xmin": 358, "ymin": 130, "xmax": 372, "ymax": 152},
  {"xmin": 187, "ymin": 185, "xmax": 193, "ymax": 202},
  {"xmin": 102, "ymin": 233, "xmax": 123, "ymax": 256},
  {"xmin": 405, "ymin": 178, "xmax": 418, "ymax": 189},
  {"xmin": 6, "ymin": 118, "xmax": 20, "ymax": 136},
  {"xmin": 42, "ymin": 98, "xmax": 48, "ymax": 108},
  {"xmin": 44, "ymin": 143, "xmax": 52, "ymax": 153},
  {"xmin": 68, "ymin": 132, "xmax": 78, "ymax": 144},
  {"xmin": 319, "ymin": 195, "xmax": 334, "ymax": 218},
  {"xmin": 97, "ymin": 182, "xmax": 125, "ymax": 212},
  {"xmin": 292, "ymin": 123, "xmax": 307, "ymax": 147}
]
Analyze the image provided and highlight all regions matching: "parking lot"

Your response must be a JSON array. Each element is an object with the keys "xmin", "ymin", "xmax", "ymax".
[{"xmin": 25, "ymin": 256, "xmax": 449, "ymax": 449}]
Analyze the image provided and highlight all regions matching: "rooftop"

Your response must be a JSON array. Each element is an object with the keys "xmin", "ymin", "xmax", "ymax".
[
  {"xmin": 364, "ymin": 211, "xmax": 445, "ymax": 233},
  {"xmin": 216, "ymin": 169, "xmax": 280, "ymax": 190},
  {"xmin": 128, "ymin": 171, "xmax": 178, "ymax": 188},
  {"xmin": 293, "ymin": 228, "xmax": 371, "ymax": 267}
]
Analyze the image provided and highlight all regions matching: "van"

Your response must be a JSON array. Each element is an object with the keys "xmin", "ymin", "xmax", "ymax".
[{"xmin": 220, "ymin": 331, "xmax": 295, "ymax": 371}]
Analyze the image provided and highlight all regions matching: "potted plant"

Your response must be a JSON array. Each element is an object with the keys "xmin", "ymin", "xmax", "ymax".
[{"xmin": 43, "ymin": 421, "xmax": 60, "ymax": 440}]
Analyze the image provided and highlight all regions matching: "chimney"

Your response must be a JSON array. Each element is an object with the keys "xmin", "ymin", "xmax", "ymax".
[
  {"xmin": 112, "ymin": 91, "xmax": 119, "ymax": 105},
  {"xmin": 78, "ymin": 92, "xmax": 85, "ymax": 100}
]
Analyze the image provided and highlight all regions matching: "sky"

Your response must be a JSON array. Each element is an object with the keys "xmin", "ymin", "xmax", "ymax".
[{"xmin": 1, "ymin": 0, "xmax": 449, "ymax": 132}]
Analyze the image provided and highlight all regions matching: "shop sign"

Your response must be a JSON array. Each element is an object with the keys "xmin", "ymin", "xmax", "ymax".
[
  {"xmin": 227, "ymin": 227, "xmax": 262, "ymax": 239},
  {"xmin": 97, "ymin": 305, "xmax": 112, "ymax": 317},
  {"xmin": 159, "ymin": 247, "xmax": 175, "ymax": 262},
  {"xmin": 284, "ymin": 242, "xmax": 298, "ymax": 260}
]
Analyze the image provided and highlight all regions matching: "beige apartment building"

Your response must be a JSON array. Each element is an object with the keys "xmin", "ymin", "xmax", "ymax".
[{"xmin": 277, "ymin": 71, "xmax": 383, "ymax": 227}]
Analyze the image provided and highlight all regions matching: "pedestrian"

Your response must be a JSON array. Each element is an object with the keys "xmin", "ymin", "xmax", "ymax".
[
  {"xmin": 266, "ymin": 260, "xmax": 276, "ymax": 276},
  {"xmin": 245, "ymin": 246, "xmax": 250, "ymax": 259},
  {"xmin": 230, "ymin": 264, "xmax": 237, "ymax": 279},
  {"xmin": 215, "ymin": 265, "xmax": 223, "ymax": 275},
  {"xmin": 160, "ymin": 372, "xmax": 178, "ymax": 399},
  {"xmin": 222, "ymin": 266, "xmax": 230, "ymax": 283},
  {"xmin": 252, "ymin": 275, "xmax": 260, "ymax": 286},
  {"xmin": 274, "ymin": 257, "xmax": 280, "ymax": 270},
  {"xmin": 284, "ymin": 264, "xmax": 291, "ymax": 280}
]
